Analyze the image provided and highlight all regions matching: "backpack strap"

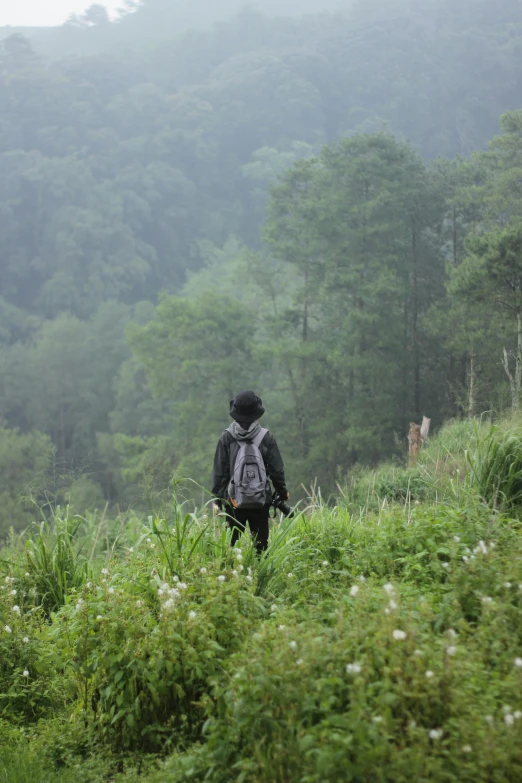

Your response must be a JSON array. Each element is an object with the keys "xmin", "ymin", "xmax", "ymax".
[{"xmin": 251, "ymin": 427, "xmax": 268, "ymax": 448}]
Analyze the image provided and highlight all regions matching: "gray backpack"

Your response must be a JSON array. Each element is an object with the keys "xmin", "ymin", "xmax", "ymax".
[{"xmin": 228, "ymin": 427, "xmax": 270, "ymax": 509}]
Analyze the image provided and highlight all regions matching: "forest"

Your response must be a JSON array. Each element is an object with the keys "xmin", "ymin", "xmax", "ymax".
[{"xmin": 2, "ymin": 0, "xmax": 522, "ymax": 532}]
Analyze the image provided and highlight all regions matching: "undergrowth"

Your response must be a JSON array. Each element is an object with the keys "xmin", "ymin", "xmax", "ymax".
[{"xmin": 1, "ymin": 417, "xmax": 522, "ymax": 781}]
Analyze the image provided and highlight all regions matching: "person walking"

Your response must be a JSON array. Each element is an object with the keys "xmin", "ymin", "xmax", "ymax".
[{"xmin": 211, "ymin": 390, "xmax": 289, "ymax": 553}]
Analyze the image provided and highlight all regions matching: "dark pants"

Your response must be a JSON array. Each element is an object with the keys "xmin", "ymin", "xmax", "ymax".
[{"xmin": 226, "ymin": 505, "xmax": 270, "ymax": 554}]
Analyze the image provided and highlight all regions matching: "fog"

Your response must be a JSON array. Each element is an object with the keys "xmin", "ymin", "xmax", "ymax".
[{"xmin": 0, "ymin": 0, "xmax": 122, "ymax": 27}]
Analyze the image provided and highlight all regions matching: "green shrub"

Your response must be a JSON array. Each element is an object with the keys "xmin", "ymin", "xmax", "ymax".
[
  {"xmin": 164, "ymin": 583, "xmax": 522, "ymax": 783},
  {"xmin": 51, "ymin": 556, "xmax": 263, "ymax": 752}
]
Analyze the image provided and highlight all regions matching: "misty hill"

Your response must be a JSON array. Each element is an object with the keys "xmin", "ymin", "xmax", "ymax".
[{"xmin": 1, "ymin": 0, "xmax": 522, "ymax": 518}]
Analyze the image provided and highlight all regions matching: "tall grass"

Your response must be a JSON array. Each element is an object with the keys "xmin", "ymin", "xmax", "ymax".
[
  {"xmin": 22, "ymin": 509, "xmax": 91, "ymax": 614},
  {"xmin": 468, "ymin": 421, "xmax": 522, "ymax": 511}
]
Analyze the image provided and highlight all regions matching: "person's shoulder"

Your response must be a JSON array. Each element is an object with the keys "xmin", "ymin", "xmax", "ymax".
[{"xmin": 261, "ymin": 428, "xmax": 275, "ymax": 445}]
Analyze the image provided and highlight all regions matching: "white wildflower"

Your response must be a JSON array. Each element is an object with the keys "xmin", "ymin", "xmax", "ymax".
[
  {"xmin": 514, "ymin": 658, "xmax": 522, "ymax": 668},
  {"xmin": 479, "ymin": 540, "xmax": 487, "ymax": 554},
  {"xmin": 425, "ymin": 670, "xmax": 435, "ymax": 679},
  {"xmin": 322, "ymin": 560, "xmax": 329, "ymax": 567},
  {"xmin": 384, "ymin": 608, "xmax": 390, "ymax": 615},
  {"xmin": 504, "ymin": 582, "xmax": 512, "ymax": 589},
  {"xmin": 97, "ymin": 615, "xmax": 103, "ymax": 620},
  {"xmin": 462, "ymin": 745, "xmax": 472, "ymax": 753},
  {"xmin": 271, "ymin": 604, "xmax": 278, "ymax": 612},
  {"xmin": 146, "ymin": 538, "xmax": 151, "ymax": 543},
  {"xmin": 172, "ymin": 575, "xmax": 179, "ymax": 583},
  {"xmin": 482, "ymin": 596, "xmax": 493, "ymax": 604},
  {"xmin": 287, "ymin": 572, "xmax": 294, "ymax": 578},
  {"xmin": 129, "ymin": 547, "xmax": 134, "ymax": 553},
  {"xmin": 289, "ymin": 641, "xmax": 298, "ymax": 651},
  {"xmin": 101, "ymin": 568, "xmax": 109, "ymax": 575},
  {"xmin": 22, "ymin": 670, "xmax": 29, "ymax": 677},
  {"xmin": 359, "ymin": 575, "xmax": 366, "ymax": 582},
  {"xmin": 246, "ymin": 575, "xmax": 253, "ymax": 583},
  {"xmin": 163, "ymin": 598, "xmax": 175, "ymax": 610},
  {"xmin": 86, "ymin": 582, "xmax": 92, "ymax": 588},
  {"xmin": 168, "ymin": 589, "xmax": 180, "ymax": 599},
  {"xmin": 75, "ymin": 600, "xmax": 83, "ymax": 610},
  {"xmin": 393, "ymin": 629, "xmax": 407, "ymax": 641},
  {"xmin": 490, "ymin": 542, "xmax": 496, "ymax": 549},
  {"xmin": 414, "ymin": 649, "xmax": 423, "ymax": 656},
  {"xmin": 200, "ymin": 567, "xmax": 207, "ymax": 575},
  {"xmin": 232, "ymin": 570, "xmax": 238, "ymax": 577},
  {"xmin": 409, "ymin": 720, "xmax": 417, "ymax": 730},
  {"xmin": 189, "ymin": 611, "xmax": 197, "ymax": 620},
  {"xmin": 505, "ymin": 713, "xmax": 515, "ymax": 727},
  {"xmin": 22, "ymin": 637, "xmax": 29, "ymax": 643},
  {"xmin": 383, "ymin": 583, "xmax": 395, "ymax": 596},
  {"xmin": 278, "ymin": 625, "xmax": 286, "ymax": 631},
  {"xmin": 158, "ymin": 588, "xmax": 165, "ymax": 597},
  {"xmin": 247, "ymin": 567, "xmax": 252, "ymax": 575},
  {"xmin": 217, "ymin": 575, "xmax": 226, "ymax": 583},
  {"xmin": 447, "ymin": 629, "xmax": 457, "ymax": 639},
  {"xmin": 136, "ymin": 600, "xmax": 143, "ymax": 608},
  {"xmin": 485, "ymin": 715, "xmax": 493, "ymax": 724},
  {"xmin": 349, "ymin": 585, "xmax": 359, "ymax": 597},
  {"xmin": 4, "ymin": 626, "xmax": 12, "ymax": 633},
  {"xmin": 441, "ymin": 562, "xmax": 449, "ymax": 569},
  {"xmin": 178, "ymin": 582, "xmax": 188, "ymax": 590},
  {"xmin": 446, "ymin": 646, "xmax": 457, "ymax": 656},
  {"xmin": 462, "ymin": 556, "xmax": 469, "ymax": 563},
  {"xmin": 514, "ymin": 711, "xmax": 522, "ymax": 720},
  {"xmin": 4, "ymin": 576, "xmax": 12, "ymax": 584},
  {"xmin": 316, "ymin": 569, "xmax": 322, "ymax": 575},
  {"xmin": 453, "ymin": 535, "xmax": 460, "ymax": 543},
  {"xmin": 10, "ymin": 589, "xmax": 16, "ymax": 596},
  {"xmin": 346, "ymin": 663, "xmax": 362, "ymax": 674},
  {"xmin": 108, "ymin": 587, "xmax": 115, "ymax": 594},
  {"xmin": 429, "ymin": 729, "xmax": 443, "ymax": 740},
  {"xmin": 239, "ymin": 564, "xmax": 244, "ymax": 571},
  {"xmin": 12, "ymin": 605, "xmax": 20, "ymax": 615},
  {"xmin": 389, "ymin": 599, "xmax": 398, "ymax": 610},
  {"xmin": 503, "ymin": 705, "xmax": 512, "ymax": 714},
  {"xmin": 373, "ymin": 716, "xmax": 383, "ymax": 723},
  {"xmin": 296, "ymin": 659, "xmax": 304, "ymax": 666},
  {"xmin": 234, "ymin": 551, "xmax": 243, "ymax": 561}
]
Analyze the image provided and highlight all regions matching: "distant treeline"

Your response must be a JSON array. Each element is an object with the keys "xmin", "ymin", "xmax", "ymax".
[{"xmin": 0, "ymin": 0, "xmax": 522, "ymax": 531}]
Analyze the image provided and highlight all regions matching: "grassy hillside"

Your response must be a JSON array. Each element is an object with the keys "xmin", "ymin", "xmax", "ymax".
[{"xmin": 1, "ymin": 417, "xmax": 522, "ymax": 782}]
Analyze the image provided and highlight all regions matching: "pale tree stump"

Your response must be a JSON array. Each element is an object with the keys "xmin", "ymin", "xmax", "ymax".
[{"xmin": 408, "ymin": 417, "xmax": 431, "ymax": 465}]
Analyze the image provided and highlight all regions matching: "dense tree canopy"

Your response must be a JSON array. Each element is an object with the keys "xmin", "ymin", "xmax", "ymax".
[{"xmin": 1, "ymin": 0, "xmax": 522, "ymax": 530}]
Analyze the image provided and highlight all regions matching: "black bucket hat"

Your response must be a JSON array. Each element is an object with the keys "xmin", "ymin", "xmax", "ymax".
[{"xmin": 229, "ymin": 390, "xmax": 265, "ymax": 423}]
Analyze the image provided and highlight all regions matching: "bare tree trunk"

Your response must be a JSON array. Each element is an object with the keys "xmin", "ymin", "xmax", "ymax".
[
  {"xmin": 468, "ymin": 348, "xmax": 476, "ymax": 419},
  {"xmin": 59, "ymin": 403, "xmax": 66, "ymax": 465},
  {"xmin": 411, "ymin": 216, "xmax": 420, "ymax": 418},
  {"xmin": 513, "ymin": 311, "xmax": 522, "ymax": 410},
  {"xmin": 502, "ymin": 313, "xmax": 522, "ymax": 411}
]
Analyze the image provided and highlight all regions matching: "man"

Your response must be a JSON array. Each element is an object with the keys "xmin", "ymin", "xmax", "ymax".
[{"xmin": 211, "ymin": 390, "xmax": 289, "ymax": 553}]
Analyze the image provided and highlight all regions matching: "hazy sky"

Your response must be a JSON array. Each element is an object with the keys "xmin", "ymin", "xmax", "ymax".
[{"xmin": 0, "ymin": 1, "xmax": 122, "ymax": 27}]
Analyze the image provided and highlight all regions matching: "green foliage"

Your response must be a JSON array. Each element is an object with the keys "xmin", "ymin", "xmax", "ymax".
[
  {"xmin": 1, "ymin": 428, "xmax": 522, "ymax": 779},
  {"xmin": 0, "ymin": 427, "xmax": 53, "ymax": 538},
  {"xmin": 469, "ymin": 421, "xmax": 522, "ymax": 511},
  {"xmin": 22, "ymin": 509, "xmax": 91, "ymax": 615}
]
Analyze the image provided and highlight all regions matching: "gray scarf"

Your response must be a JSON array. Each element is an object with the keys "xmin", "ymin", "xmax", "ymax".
[{"xmin": 228, "ymin": 420, "xmax": 262, "ymax": 442}]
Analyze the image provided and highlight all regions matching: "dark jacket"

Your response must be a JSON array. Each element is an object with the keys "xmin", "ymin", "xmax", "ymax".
[{"xmin": 212, "ymin": 429, "xmax": 287, "ymax": 503}]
